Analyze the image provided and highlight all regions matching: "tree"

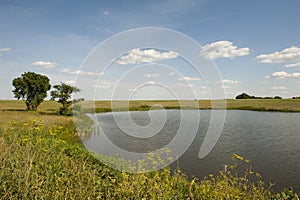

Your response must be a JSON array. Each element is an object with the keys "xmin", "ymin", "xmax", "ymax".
[
  {"xmin": 12, "ymin": 72, "xmax": 51, "ymax": 111},
  {"xmin": 236, "ymin": 93, "xmax": 283, "ymax": 100},
  {"xmin": 50, "ymin": 82, "xmax": 81, "ymax": 115},
  {"xmin": 236, "ymin": 93, "xmax": 251, "ymax": 99}
]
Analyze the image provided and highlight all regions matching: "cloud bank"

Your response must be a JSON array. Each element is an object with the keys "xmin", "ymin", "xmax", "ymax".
[
  {"xmin": 201, "ymin": 41, "xmax": 250, "ymax": 60},
  {"xmin": 117, "ymin": 48, "xmax": 178, "ymax": 65},
  {"xmin": 0, "ymin": 47, "xmax": 12, "ymax": 56},
  {"xmin": 256, "ymin": 46, "xmax": 300, "ymax": 65},
  {"xmin": 32, "ymin": 61, "xmax": 57, "ymax": 68},
  {"xmin": 268, "ymin": 71, "xmax": 300, "ymax": 79},
  {"xmin": 178, "ymin": 76, "xmax": 201, "ymax": 81},
  {"xmin": 61, "ymin": 68, "xmax": 103, "ymax": 76},
  {"xmin": 144, "ymin": 73, "xmax": 160, "ymax": 78},
  {"xmin": 221, "ymin": 79, "xmax": 240, "ymax": 84},
  {"xmin": 284, "ymin": 62, "xmax": 300, "ymax": 68},
  {"xmin": 271, "ymin": 86, "xmax": 287, "ymax": 90}
]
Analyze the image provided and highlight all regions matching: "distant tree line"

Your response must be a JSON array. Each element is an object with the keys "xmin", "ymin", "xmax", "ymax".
[
  {"xmin": 12, "ymin": 71, "xmax": 81, "ymax": 115},
  {"xmin": 235, "ymin": 93, "xmax": 282, "ymax": 99},
  {"xmin": 292, "ymin": 96, "xmax": 300, "ymax": 99}
]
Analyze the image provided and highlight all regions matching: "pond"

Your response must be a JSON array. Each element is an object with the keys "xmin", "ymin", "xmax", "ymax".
[{"xmin": 82, "ymin": 110, "xmax": 300, "ymax": 192}]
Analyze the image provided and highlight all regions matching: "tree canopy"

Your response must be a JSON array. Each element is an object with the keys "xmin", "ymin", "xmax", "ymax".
[
  {"xmin": 12, "ymin": 72, "xmax": 51, "ymax": 110},
  {"xmin": 235, "ymin": 93, "xmax": 282, "ymax": 99},
  {"xmin": 235, "ymin": 93, "xmax": 252, "ymax": 99},
  {"xmin": 50, "ymin": 82, "xmax": 80, "ymax": 115}
]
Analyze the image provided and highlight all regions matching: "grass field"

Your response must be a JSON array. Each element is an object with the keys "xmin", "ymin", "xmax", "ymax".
[
  {"xmin": 0, "ymin": 100, "xmax": 72, "ymax": 128},
  {"xmin": 224, "ymin": 99, "xmax": 300, "ymax": 112},
  {"xmin": 0, "ymin": 99, "xmax": 299, "ymax": 199},
  {"xmin": 76, "ymin": 99, "xmax": 300, "ymax": 113}
]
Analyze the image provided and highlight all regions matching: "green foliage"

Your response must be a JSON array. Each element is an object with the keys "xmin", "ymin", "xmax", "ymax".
[
  {"xmin": 12, "ymin": 72, "xmax": 51, "ymax": 111},
  {"xmin": 236, "ymin": 93, "xmax": 283, "ymax": 100},
  {"xmin": 50, "ymin": 82, "xmax": 80, "ymax": 115},
  {"xmin": 274, "ymin": 96, "xmax": 283, "ymax": 99},
  {"xmin": 1, "ymin": 121, "xmax": 299, "ymax": 199},
  {"xmin": 236, "ymin": 93, "xmax": 252, "ymax": 99}
]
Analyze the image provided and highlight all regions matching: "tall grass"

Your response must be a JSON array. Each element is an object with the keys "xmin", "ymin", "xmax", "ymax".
[{"xmin": 0, "ymin": 120, "xmax": 298, "ymax": 199}]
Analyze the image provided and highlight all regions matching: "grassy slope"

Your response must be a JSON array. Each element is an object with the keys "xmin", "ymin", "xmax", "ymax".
[{"xmin": 1, "ymin": 120, "xmax": 298, "ymax": 199}]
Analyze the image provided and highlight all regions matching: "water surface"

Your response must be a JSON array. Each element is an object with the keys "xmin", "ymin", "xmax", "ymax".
[{"xmin": 83, "ymin": 110, "xmax": 300, "ymax": 192}]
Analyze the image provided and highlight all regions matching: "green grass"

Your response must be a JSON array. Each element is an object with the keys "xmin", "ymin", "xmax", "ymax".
[
  {"xmin": 0, "ymin": 100, "xmax": 300, "ymax": 199},
  {"xmin": 2, "ymin": 99, "xmax": 300, "ymax": 116},
  {"xmin": 74, "ymin": 99, "xmax": 300, "ymax": 113},
  {"xmin": 225, "ymin": 99, "xmax": 300, "ymax": 112},
  {"xmin": 0, "ymin": 100, "xmax": 71, "ymax": 128}
]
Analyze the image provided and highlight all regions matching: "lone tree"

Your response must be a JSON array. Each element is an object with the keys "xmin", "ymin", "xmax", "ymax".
[
  {"xmin": 12, "ymin": 72, "xmax": 51, "ymax": 111},
  {"xmin": 236, "ymin": 93, "xmax": 251, "ymax": 99},
  {"xmin": 50, "ymin": 82, "xmax": 80, "ymax": 115}
]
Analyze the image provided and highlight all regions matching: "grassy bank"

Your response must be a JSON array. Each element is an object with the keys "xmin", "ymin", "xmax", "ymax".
[{"xmin": 1, "ymin": 120, "xmax": 299, "ymax": 199}]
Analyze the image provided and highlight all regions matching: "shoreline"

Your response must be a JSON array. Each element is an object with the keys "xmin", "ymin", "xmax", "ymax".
[{"xmin": 77, "ymin": 99, "xmax": 300, "ymax": 113}]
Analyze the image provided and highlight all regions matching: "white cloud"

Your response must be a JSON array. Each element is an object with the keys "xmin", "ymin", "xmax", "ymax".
[
  {"xmin": 61, "ymin": 68, "xmax": 103, "ymax": 76},
  {"xmin": 95, "ymin": 27, "xmax": 110, "ymax": 33},
  {"xmin": 32, "ymin": 61, "xmax": 57, "ymax": 68},
  {"xmin": 146, "ymin": 81, "xmax": 155, "ymax": 85},
  {"xmin": 269, "ymin": 71, "xmax": 300, "ymax": 79},
  {"xmin": 271, "ymin": 86, "xmax": 287, "ymax": 90},
  {"xmin": 201, "ymin": 41, "xmax": 250, "ymax": 60},
  {"xmin": 61, "ymin": 68, "xmax": 71, "ymax": 73},
  {"xmin": 93, "ymin": 82, "xmax": 111, "ymax": 89},
  {"xmin": 178, "ymin": 76, "xmax": 201, "ymax": 81},
  {"xmin": 175, "ymin": 83, "xmax": 193, "ymax": 87},
  {"xmin": 104, "ymin": 10, "xmax": 109, "ymax": 15},
  {"xmin": 221, "ymin": 85, "xmax": 230, "ymax": 89},
  {"xmin": 0, "ymin": 48, "xmax": 11, "ymax": 52},
  {"xmin": 0, "ymin": 48, "xmax": 12, "ymax": 56},
  {"xmin": 144, "ymin": 73, "xmax": 160, "ymax": 78},
  {"xmin": 221, "ymin": 79, "xmax": 240, "ymax": 84},
  {"xmin": 256, "ymin": 46, "xmax": 300, "ymax": 63},
  {"xmin": 117, "ymin": 48, "xmax": 178, "ymax": 65},
  {"xmin": 284, "ymin": 62, "xmax": 300, "ymax": 67},
  {"xmin": 169, "ymin": 72, "xmax": 175, "ymax": 76}
]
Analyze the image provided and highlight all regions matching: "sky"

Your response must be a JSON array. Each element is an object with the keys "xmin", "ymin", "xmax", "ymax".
[{"xmin": 0, "ymin": 0, "xmax": 300, "ymax": 100}]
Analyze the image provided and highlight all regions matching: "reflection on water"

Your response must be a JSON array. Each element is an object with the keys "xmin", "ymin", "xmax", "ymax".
[{"xmin": 83, "ymin": 110, "xmax": 300, "ymax": 192}]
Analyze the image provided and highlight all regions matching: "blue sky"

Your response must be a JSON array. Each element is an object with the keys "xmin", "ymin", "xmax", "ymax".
[{"xmin": 0, "ymin": 0, "xmax": 300, "ymax": 100}]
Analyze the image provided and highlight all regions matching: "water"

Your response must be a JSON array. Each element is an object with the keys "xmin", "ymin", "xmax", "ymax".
[{"xmin": 83, "ymin": 110, "xmax": 300, "ymax": 192}]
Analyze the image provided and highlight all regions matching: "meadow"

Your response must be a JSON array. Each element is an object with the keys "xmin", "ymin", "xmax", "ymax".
[
  {"xmin": 77, "ymin": 99, "xmax": 300, "ymax": 113},
  {"xmin": 0, "ymin": 99, "xmax": 299, "ymax": 199}
]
